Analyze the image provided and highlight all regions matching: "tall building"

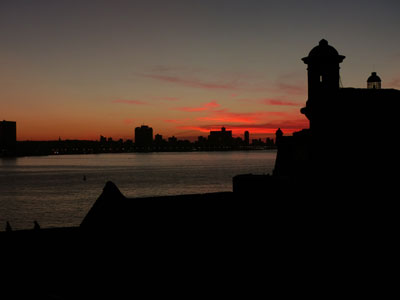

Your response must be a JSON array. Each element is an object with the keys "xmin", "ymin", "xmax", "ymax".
[
  {"xmin": 208, "ymin": 127, "xmax": 233, "ymax": 147},
  {"xmin": 244, "ymin": 131, "xmax": 250, "ymax": 145},
  {"xmin": 154, "ymin": 134, "xmax": 163, "ymax": 143},
  {"xmin": 0, "ymin": 120, "xmax": 17, "ymax": 156},
  {"xmin": 135, "ymin": 125, "xmax": 153, "ymax": 149},
  {"xmin": 168, "ymin": 136, "xmax": 177, "ymax": 144}
]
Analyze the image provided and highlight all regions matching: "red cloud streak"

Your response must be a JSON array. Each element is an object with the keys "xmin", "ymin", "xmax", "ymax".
[
  {"xmin": 196, "ymin": 109, "xmax": 290, "ymax": 124},
  {"xmin": 197, "ymin": 110, "xmax": 263, "ymax": 123},
  {"xmin": 178, "ymin": 118, "xmax": 308, "ymax": 135},
  {"xmin": 262, "ymin": 99, "xmax": 300, "ymax": 106},
  {"xmin": 238, "ymin": 97, "xmax": 301, "ymax": 107}
]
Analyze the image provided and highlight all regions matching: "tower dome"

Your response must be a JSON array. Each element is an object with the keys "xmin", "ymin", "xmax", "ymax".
[
  {"xmin": 308, "ymin": 39, "xmax": 340, "ymax": 57},
  {"xmin": 367, "ymin": 72, "xmax": 381, "ymax": 89},
  {"xmin": 302, "ymin": 39, "xmax": 345, "ymax": 65}
]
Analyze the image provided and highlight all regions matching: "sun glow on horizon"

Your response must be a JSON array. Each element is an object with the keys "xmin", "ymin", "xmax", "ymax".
[{"xmin": 2, "ymin": 1, "xmax": 399, "ymax": 142}]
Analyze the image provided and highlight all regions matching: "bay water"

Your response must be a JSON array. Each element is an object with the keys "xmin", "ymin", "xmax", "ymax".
[{"xmin": 0, "ymin": 151, "xmax": 276, "ymax": 230}]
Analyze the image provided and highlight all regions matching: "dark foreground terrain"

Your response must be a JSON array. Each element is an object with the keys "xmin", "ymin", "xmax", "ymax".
[{"xmin": 1, "ymin": 180, "xmax": 395, "ymax": 299}]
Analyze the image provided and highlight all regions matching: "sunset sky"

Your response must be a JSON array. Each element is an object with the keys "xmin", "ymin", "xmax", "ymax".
[{"xmin": 1, "ymin": 0, "xmax": 399, "ymax": 141}]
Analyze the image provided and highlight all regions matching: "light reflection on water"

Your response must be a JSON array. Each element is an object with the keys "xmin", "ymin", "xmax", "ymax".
[{"xmin": 0, "ymin": 151, "xmax": 276, "ymax": 230}]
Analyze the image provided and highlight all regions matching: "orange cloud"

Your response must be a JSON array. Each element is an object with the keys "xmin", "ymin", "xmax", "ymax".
[{"xmin": 261, "ymin": 99, "xmax": 300, "ymax": 106}]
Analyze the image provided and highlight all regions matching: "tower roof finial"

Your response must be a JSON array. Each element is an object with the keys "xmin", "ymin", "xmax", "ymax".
[{"xmin": 319, "ymin": 39, "xmax": 328, "ymax": 46}]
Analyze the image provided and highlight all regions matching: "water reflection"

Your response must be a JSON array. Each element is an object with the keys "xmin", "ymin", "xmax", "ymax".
[
  {"xmin": 0, "ymin": 157, "xmax": 18, "ymax": 166},
  {"xmin": 0, "ymin": 151, "xmax": 276, "ymax": 230}
]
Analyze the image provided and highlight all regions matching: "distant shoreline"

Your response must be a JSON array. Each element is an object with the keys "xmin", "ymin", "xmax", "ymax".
[{"xmin": 2, "ymin": 144, "xmax": 277, "ymax": 158}]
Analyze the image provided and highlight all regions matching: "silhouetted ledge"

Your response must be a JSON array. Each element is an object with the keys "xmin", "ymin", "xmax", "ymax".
[
  {"xmin": 1, "ymin": 178, "xmax": 297, "ymax": 238},
  {"xmin": 1, "ymin": 181, "xmax": 237, "ymax": 236},
  {"xmin": 1, "ymin": 176, "xmax": 386, "ymax": 240},
  {"xmin": 80, "ymin": 181, "xmax": 236, "ymax": 233}
]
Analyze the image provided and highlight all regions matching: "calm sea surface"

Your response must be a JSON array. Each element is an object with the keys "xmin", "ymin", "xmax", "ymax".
[{"xmin": 0, "ymin": 151, "xmax": 276, "ymax": 230}]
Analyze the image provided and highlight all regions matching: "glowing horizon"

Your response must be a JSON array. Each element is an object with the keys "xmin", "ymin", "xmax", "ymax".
[{"xmin": 1, "ymin": 1, "xmax": 399, "ymax": 142}]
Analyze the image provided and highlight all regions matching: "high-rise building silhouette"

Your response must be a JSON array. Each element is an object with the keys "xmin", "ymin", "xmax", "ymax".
[
  {"xmin": 208, "ymin": 127, "xmax": 233, "ymax": 147},
  {"xmin": 135, "ymin": 125, "xmax": 153, "ymax": 149},
  {"xmin": 0, "ymin": 120, "xmax": 17, "ymax": 156},
  {"xmin": 168, "ymin": 136, "xmax": 177, "ymax": 144},
  {"xmin": 154, "ymin": 134, "xmax": 163, "ymax": 143},
  {"xmin": 244, "ymin": 131, "xmax": 250, "ymax": 145}
]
